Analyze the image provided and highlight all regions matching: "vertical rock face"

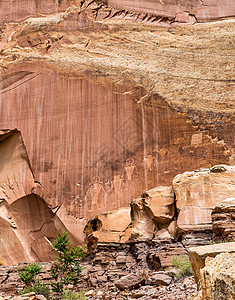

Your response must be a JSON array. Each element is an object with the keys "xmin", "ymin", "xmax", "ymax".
[
  {"xmin": 0, "ymin": 129, "xmax": 77, "ymax": 265},
  {"xmin": 0, "ymin": 64, "xmax": 231, "ymax": 234},
  {"xmin": 173, "ymin": 165, "xmax": 235, "ymax": 232},
  {"xmin": 0, "ymin": 0, "xmax": 234, "ymax": 252},
  {"xmin": 0, "ymin": 130, "xmax": 35, "ymax": 204}
]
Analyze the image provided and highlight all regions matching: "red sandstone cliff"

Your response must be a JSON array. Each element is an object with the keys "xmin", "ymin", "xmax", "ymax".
[{"xmin": 0, "ymin": 0, "xmax": 234, "ymax": 258}]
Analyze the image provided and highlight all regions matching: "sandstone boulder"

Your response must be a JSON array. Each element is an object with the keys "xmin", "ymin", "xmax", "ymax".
[
  {"xmin": 173, "ymin": 165, "xmax": 235, "ymax": 232},
  {"xmin": 212, "ymin": 198, "xmax": 235, "ymax": 242},
  {"xmin": 147, "ymin": 272, "xmax": 172, "ymax": 286},
  {"xmin": 130, "ymin": 186, "xmax": 174, "ymax": 241},
  {"xmin": 84, "ymin": 207, "xmax": 131, "ymax": 247},
  {"xmin": 115, "ymin": 273, "xmax": 145, "ymax": 290},
  {"xmin": 188, "ymin": 242, "xmax": 235, "ymax": 284},
  {"xmin": 200, "ymin": 253, "xmax": 235, "ymax": 300},
  {"xmin": 142, "ymin": 186, "xmax": 175, "ymax": 225}
]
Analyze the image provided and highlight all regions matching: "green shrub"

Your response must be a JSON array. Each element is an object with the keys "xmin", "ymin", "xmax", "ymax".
[
  {"xmin": 50, "ymin": 231, "xmax": 86, "ymax": 297},
  {"xmin": 172, "ymin": 255, "xmax": 193, "ymax": 279},
  {"xmin": 18, "ymin": 263, "xmax": 42, "ymax": 287},
  {"xmin": 19, "ymin": 279, "xmax": 50, "ymax": 298},
  {"xmin": 61, "ymin": 290, "xmax": 85, "ymax": 300}
]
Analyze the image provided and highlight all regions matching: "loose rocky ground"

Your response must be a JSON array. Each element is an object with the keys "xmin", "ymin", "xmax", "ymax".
[
  {"xmin": 0, "ymin": 262, "xmax": 197, "ymax": 300},
  {"xmin": 84, "ymin": 276, "xmax": 197, "ymax": 299}
]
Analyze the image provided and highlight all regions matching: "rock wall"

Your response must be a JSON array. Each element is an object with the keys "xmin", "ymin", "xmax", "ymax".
[
  {"xmin": 1, "ymin": 0, "xmax": 235, "ymax": 25},
  {"xmin": 0, "ymin": 130, "xmax": 78, "ymax": 265},
  {"xmin": 212, "ymin": 198, "xmax": 235, "ymax": 242},
  {"xmin": 85, "ymin": 165, "xmax": 235, "ymax": 250},
  {"xmin": 0, "ymin": 0, "xmax": 234, "ymax": 256},
  {"xmin": 1, "ymin": 63, "xmax": 232, "ymax": 236}
]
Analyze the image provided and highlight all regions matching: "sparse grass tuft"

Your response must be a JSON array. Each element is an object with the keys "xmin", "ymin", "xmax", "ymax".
[
  {"xmin": 61, "ymin": 290, "xmax": 85, "ymax": 300},
  {"xmin": 172, "ymin": 255, "xmax": 193, "ymax": 279},
  {"xmin": 19, "ymin": 279, "xmax": 50, "ymax": 298}
]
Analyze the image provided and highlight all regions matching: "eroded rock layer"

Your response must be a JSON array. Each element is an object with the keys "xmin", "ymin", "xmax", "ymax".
[
  {"xmin": 85, "ymin": 165, "xmax": 235, "ymax": 250},
  {"xmin": 212, "ymin": 198, "xmax": 235, "ymax": 242},
  {"xmin": 0, "ymin": 130, "xmax": 77, "ymax": 265},
  {"xmin": 0, "ymin": 64, "xmax": 232, "ymax": 232},
  {"xmin": 0, "ymin": 0, "xmax": 234, "ymax": 248},
  {"xmin": 1, "ymin": 0, "xmax": 235, "ymax": 25}
]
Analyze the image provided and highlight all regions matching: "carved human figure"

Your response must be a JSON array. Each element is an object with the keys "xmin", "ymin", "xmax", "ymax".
[
  {"xmin": 144, "ymin": 153, "xmax": 155, "ymax": 171},
  {"xmin": 85, "ymin": 176, "xmax": 106, "ymax": 215},
  {"xmin": 113, "ymin": 174, "xmax": 123, "ymax": 195},
  {"xmin": 124, "ymin": 158, "xmax": 138, "ymax": 180}
]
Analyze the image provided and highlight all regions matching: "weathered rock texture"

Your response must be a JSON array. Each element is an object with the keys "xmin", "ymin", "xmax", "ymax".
[
  {"xmin": 0, "ymin": 0, "xmax": 234, "ymax": 243},
  {"xmin": 85, "ymin": 165, "xmax": 235, "ymax": 251},
  {"xmin": 188, "ymin": 242, "xmax": 235, "ymax": 284},
  {"xmin": 130, "ymin": 186, "xmax": 175, "ymax": 241},
  {"xmin": 173, "ymin": 165, "xmax": 235, "ymax": 232},
  {"xmin": 212, "ymin": 198, "xmax": 235, "ymax": 242},
  {"xmin": 0, "ymin": 129, "xmax": 77, "ymax": 265},
  {"xmin": 84, "ymin": 207, "xmax": 131, "ymax": 247},
  {"xmin": 200, "ymin": 252, "xmax": 235, "ymax": 300},
  {"xmin": 0, "ymin": 0, "xmax": 234, "ymax": 257},
  {"xmin": 1, "ymin": 0, "xmax": 235, "ymax": 25}
]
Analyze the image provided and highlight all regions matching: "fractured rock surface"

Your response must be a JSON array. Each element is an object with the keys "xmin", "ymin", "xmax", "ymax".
[
  {"xmin": 212, "ymin": 197, "xmax": 235, "ymax": 242},
  {"xmin": 0, "ymin": 0, "xmax": 234, "ymax": 240},
  {"xmin": 173, "ymin": 165, "xmax": 235, "ymax": 232},
  {"xmin": 200, "ymin": 252, "xmax": 235, "ymax": 300},
  {"xmin": 0, "ymin": 130, "xmax": 77, "ymax": 265},
  {"xmin": 0, "ymin": 0, "xmax": 234, "ymax": 264},
  {"xmin": 188, "ymin": 242, "xmax": 235, "ymax": 284}
]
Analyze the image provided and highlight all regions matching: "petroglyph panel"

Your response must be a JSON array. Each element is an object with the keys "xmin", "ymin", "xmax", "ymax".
[{"xmin": 0, "ymin": 63, "xmax": 230, "ymax": 227}]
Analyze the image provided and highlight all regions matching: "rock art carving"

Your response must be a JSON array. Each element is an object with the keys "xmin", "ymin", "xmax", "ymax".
[
  {"xmin": 112, "ymin": 174, "xmax": 123, "ymax": 195},
  {"xmin": 124, "ymin": 158, "xmax": 138, "ymax": 181},
  {"xmin": 0, "ymin": 0, "xmax": 234, "ymax": 246},
  {"xmin": 191, "ymin": 133, "xmax": 203, "ymax": 147},
  {"xmin": 143, "ymin": 154, "xmax": 156, "ymax": 172},
  {"xmin": 85, "ymin": 176, "xmax": 107, "ymax": 215}
]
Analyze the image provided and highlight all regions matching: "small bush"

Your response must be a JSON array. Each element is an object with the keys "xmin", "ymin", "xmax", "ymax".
[
  {"xmin": 19, "ymin": 279, "xmax": 50, "ymax": 298},
  {"xmin": 61, "ymin": 290, "xmax": 85, "ymax": 300},
  {"xmin": 172, "ymin": 255, "xmax": 193, "ymax": 279},
  {"xmin": 18, "ymin": 263, "xmax": 42, "ymax": 287}
]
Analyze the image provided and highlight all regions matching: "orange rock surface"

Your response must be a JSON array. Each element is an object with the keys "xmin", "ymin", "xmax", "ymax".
[
  {"xmin": 173, "ymin": 165, "xmax": 235, "ymax": 231},
  {"xmin": 0, "ymin": 0, "xmax": 234, "ymax": 260}
]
